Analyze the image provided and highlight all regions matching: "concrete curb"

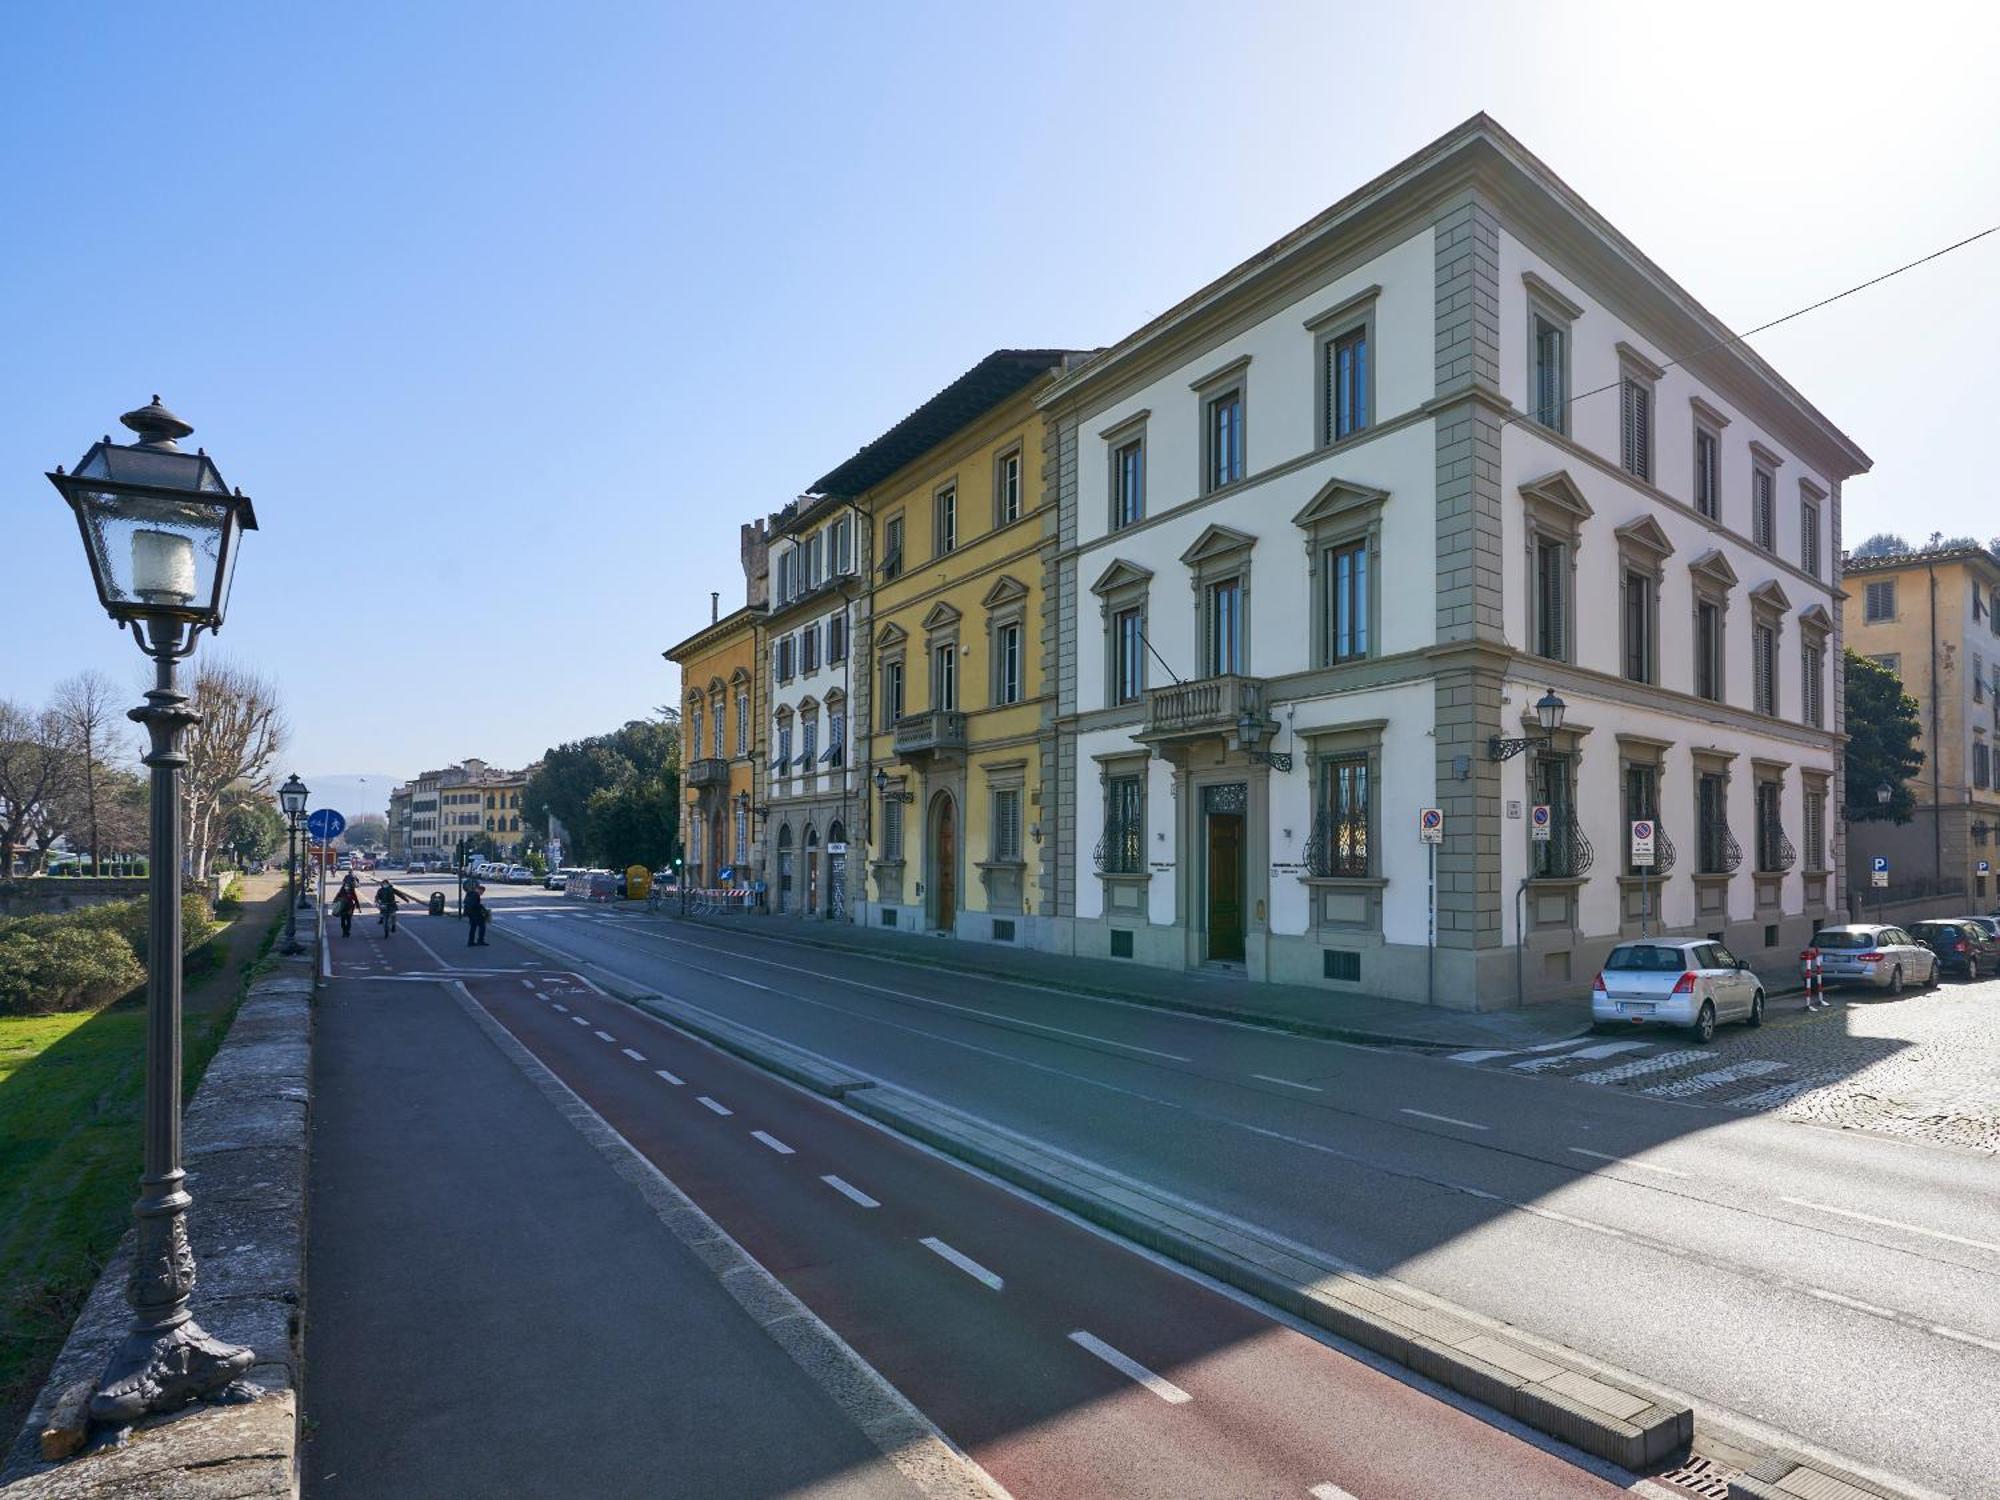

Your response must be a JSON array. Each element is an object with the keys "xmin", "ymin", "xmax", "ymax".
[
  {"xmin": 630, "ymin": 991, "xmax": 1688, "ymax": 1472},
  {"xmin": 1729, "ymin": 1450, "xmax": 1917, "ymax": 1500},
  {"xmin": 3, "ymin": 913, "xmax": 314, "ymax": 1499}
]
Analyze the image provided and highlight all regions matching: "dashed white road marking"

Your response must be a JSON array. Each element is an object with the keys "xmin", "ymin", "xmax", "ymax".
[
  {"xmin": 822, "ymin": 1175, "xmax": 879, "ymax": 1208},
  {"xmin": 571, "ymin": 1015, "xmax": 590, "ymax": 1026},
  {"xmin": 654, "ymin": 1068, "xmax": 684, "ymax": 1086},
  {"xmin": 1310, "ymin": 1485, "xmax": 1360, "ymax": 1500},
  {"xmin": 621, "ymin": 1047, "xmax": 647, "ymax": 1062},
  {"xmin": 697, "ymin": 1096, "xmax": 733, "ymax": 1116},
  {"xmin": 1805, "ymin": 1286, "xmax": 1901, "ymax": 1319},
  {"xmin": 1400, "ymin": 1108, "xmax": 1488, "ymax": 1131},
  {"xmin": 1781, "ymin": 1197, "xmax": 2000, "ymax": 1256},
  {"xmin": 1251, "ymin": 1074, "xmax": 1323, "ymax": 1093},
  {"xmin": 920, "ymin": 1236, "xmax": 1003, "ymax": 1290},
  {"xmin": 1575, "ymin": 1049, "xmax": 1711, "ymax": 1085},
  {"xmin": 551, "ymin": 1003, "xmax": 568, "ymax": 1013},
  {"xmin": 1932, "ymin": 1324, "xmax": 2000, "ymax": 1355},
  {"xmin": 751, "ymin": 1130, "xmax": 795, "ymax": 1155},
  {"xmin": 1567, "ymin": 1148, "xmax": 1690, "ymax": 1179},
  {"xmin": 593, "ymin": 1029, "xmax": 616, "ymax": 1042},
  {"xmin": 520, "ymin": 978, "xmax": 536, "ymax": 989},
  {"xmin": 1067, "ymin": 1331, "xmax": 1191, "ymax": 1404},
  {"xmin": 1643, "ymin": 1058, "xmax": 1787, "ymax": 1099}
]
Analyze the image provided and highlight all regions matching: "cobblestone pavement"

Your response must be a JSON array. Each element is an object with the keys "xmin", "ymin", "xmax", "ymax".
[{"xmin": 1435, "ymin": 977, "xmax": 2000, "ymax": 1153}]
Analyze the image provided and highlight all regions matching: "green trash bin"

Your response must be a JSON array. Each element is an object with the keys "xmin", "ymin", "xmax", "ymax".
[{"xmin": 428, "ymin": 892, "xmax": 446, "ymax": 917}]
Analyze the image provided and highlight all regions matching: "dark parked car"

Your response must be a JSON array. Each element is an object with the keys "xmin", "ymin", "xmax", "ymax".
[{"xmin": 1908, "ymin": 919, "xmax": 2000, "ymax": 980}]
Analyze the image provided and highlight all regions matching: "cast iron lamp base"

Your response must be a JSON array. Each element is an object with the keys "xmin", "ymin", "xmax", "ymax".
[{"xmin": 90, "ymin": 1316, "xmax": 256, "ymax": 1425}]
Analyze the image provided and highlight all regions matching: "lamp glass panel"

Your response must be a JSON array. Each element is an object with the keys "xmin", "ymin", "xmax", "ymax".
[{"xmin": 76, "ymin": 488, "xmax": 230, "ymax": 614}]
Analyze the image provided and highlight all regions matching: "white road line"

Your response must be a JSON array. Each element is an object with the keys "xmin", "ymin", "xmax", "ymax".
[
  {"xmin": 1250, "ymin": 1074, "xmax": 1323, "ymax": 1093},
  {"xmin": 1567, "ymin": 1039, "xmax": 1657, "ymax": 1060},
  {"xmin": 1400, "ymin": 1108, "xmax": 1489, "ymax": 1131},
  {"xmin": 571, "ymin": 1015, "xmax": 590, "ymax": 1026},
  {"xmin": 821, "ymin": 1174, "xmax": 880, "ymax": 1208},
  {"xmin": 551, "ymin": 1003, "xmax": 568, "ymax": 1012},
  {"xmin": 1931, "ymin": 1323, "xmax": 2000, "ymax": 1355},
  {"xmin": 1567, "ymin": 1148, "xmax": 1690, "ymax": 1179},
  {"xmin": 621, "ymin": 1047, "xmax": 647, "ymax": 1062},
  {"xmin": 1310, "ymin": 1485, "xmax": 1360, "ymax": 1500},
  {"xmin": 593, "ymin": 1029, "xmax": 616, "ymax": 1042},
  {"xmin": 752, "ymin": 1130, "xmax": 795, "ymax": 1155},
  {"xmin": 1448, "ymin": 1048, "xmax": 1515, "ymax": 1063},
  {"xmin": 1067, "ymin": 1331, "xmax": 1191, "ymax": 1404},
  {"xmin": 919, "ymin": 1236, "xmax": 1003, "ymax": 1290},
  {"xmin": 1805, "ymin": 1286, "xmax": 1901, "ymax": 1319},
  {"xmin": 697, "ymin": 1096, "xmax": 733, "ymax": 1116},
  {"xmin": 654, "ymin": 1068, "xmax": 684, "ymax": 1085},
  {"xmin": 520, "ymin": 978, "xmax": 536, "ymax": 989},
  {"xmin": 1781, "ymin": 1197, "xmax": 2000, "ymax": 1255}
]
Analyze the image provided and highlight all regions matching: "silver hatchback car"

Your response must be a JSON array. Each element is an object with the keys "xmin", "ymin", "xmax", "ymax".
[
  {"xmin": 1808, "ymin": 925, "xmax": 1939, "ymax": 993},
  {"xmin": 1592, "ymin": 938, "xmax": 1766, "ymax": 1042}
]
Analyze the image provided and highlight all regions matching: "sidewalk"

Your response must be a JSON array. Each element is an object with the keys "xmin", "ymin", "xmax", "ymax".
[
  {"xmin": 666, "ymin": 910, "xmax": 1597, "ymax": 1050},
  {"xmin": 303, "ymin": 969, "xmax": 933, "ymax": 1499}
]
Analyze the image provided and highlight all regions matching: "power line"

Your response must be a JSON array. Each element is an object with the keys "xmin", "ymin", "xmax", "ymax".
[{"xmin": 1510, "ymin": 221, "xmax": 2000, "ymax": 431}]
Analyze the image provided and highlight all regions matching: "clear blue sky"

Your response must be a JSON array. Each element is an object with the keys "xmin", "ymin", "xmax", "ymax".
[{"xmin": 6, "ymin": 2, "xmax": 1997, "ymax": 814}]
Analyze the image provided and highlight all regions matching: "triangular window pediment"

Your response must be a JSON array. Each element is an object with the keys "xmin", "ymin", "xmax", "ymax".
[
  {"xmin": 1090, "ymin": 557, "xmax": 1154, "ymax": 596},
  {"xmin": 1291, "ymin": 477, "xmax": 1389, "ymax": 531},
  {"xmin": 1749, "ymin": 579, "xmax": 1793, "ymax": 613},
  {"xmin": 1518, "ymin": 469, "xmax": 1594, "ymax": 523},
  {"xmin": 730, "ymin": 666, "xmax": 751, "ymax": 684},
  {"xmin": 1688, "ymin": 548, "xmax": 1739, "ymax": 589},
  {"xmin": 1797, "ymin": 602, "xmax": 1833, "ymax": 633},
  {"xmin": 981, "ymin": 574, "xmax": 1030, "ymax": 609},
  {"xmin": 1179, "ymin": 523, "xmax": 1257, "ymax": 568},
  {"xmin": 920, "ymin": 600, "xmax": 962, "ymax": 632},
  {"xmin": 797, "ymin": 695, "xmax": 820, "ymax": 714},
  {"xmin": 875, "ymin": 621, "xmax": 908, "ymax": 648},
  {"xmin": 1613, "ymin": 515, "xmax": 1675, "ymax": 562}
]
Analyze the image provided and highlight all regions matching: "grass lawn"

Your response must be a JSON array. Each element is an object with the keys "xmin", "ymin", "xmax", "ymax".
[{"xmin": 0, "ymin": 891, "xmax": 285, "ymax": 1442}]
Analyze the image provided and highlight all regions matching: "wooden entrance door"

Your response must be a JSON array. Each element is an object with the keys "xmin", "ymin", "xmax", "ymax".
[
  {"xmin": 1206, "ymin": 808, "xmax": 1246, "ymax": 961},
  {"xmin": 932, "ymin": 797, "xmax": 957, "ymax": 933}
]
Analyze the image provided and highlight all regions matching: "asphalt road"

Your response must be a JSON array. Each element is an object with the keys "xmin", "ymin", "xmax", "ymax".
[
  {"xmin": 322, "ymin": 882, "xmax": 1644, "ymax": 1498},
  {"xmin": 453, "ymin": 883, "xmax": 2000, "ymax": 1499}
]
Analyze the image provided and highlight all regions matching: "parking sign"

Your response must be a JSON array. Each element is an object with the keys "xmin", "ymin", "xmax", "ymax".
[
  {"xmin": 1418, "ymin": 808, "xmax": 1444, "ymax": 844},
  {"xmin": 1630, "ymin": 820, "xmax": 1655, "ymax": 867},
  {"xmin": 1530, "ymin": 804, "xmax": 1552, "ymax": 842}
]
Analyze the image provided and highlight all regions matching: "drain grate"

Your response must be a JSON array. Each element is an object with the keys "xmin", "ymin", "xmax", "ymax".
[{"xmin": 1654, "ymin": 1454, "xmax": 1738, "ymax": 1499}]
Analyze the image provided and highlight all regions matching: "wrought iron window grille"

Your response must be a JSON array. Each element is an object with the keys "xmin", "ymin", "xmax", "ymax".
[
  {"xmin": 1302, "ymin": 808, "xmax": 1370, "ymax": 878},
  {"xmin": 1094, "ymin": 819, "xmax": 1145, "ymax": 875},
  {"xmin": 1698, "ymin": 810, "xmax": 1742, "ymax": 875},
  {"xmin": 1531, "ymin": 809, "xmax": 1594, "ymax": 879},
  {"xmin": 1756, "ymin": 816, "xmax": 1797, "ymax": 874}
]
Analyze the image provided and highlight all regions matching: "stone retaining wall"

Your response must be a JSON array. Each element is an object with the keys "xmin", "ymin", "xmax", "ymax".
[{"xmin": 1, "ymin": 924, "xmax": 315, "ymax": 1498}]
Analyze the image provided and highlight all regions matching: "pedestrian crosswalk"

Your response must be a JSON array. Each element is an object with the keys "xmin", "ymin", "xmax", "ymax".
[{"xmin": 1446, "ymin": 1035, "xmax": 1819, "ymax": 1113}]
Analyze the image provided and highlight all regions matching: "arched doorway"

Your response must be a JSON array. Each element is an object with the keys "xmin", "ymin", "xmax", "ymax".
[
  {"xmin": 776, "ymin": 825, "xmax": 794, "ymax": 913},
  {"xmin": 826, "ymin": 820, "xmax": 847, "ymax": 921},
  {"xmin": 927, "ymin": 793, "xmax": 957, "ymax": 934},
  {"xmin": 805, "ymin": 825, "xmax": 820, "ymax": 916}
]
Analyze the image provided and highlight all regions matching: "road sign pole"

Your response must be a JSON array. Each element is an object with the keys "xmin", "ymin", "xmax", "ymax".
[{"xmin": 1427, "ymin": 841, "xmax": 1436, "ymax": 1007}]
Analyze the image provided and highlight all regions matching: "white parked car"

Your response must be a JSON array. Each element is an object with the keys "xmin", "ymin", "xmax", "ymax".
[
  {"xmin": 1592, "ymin": 938, "xmax": 1766, "ymax": 1042},
  {"xmin": 1807, "ymin": 925, "xmax": 1939, "ymax": 993}
]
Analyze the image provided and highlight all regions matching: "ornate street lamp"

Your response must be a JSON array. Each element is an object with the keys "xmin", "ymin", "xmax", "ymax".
[
  {"xmin": 1876, "ymin": 781, "xmax": 1894, "ymax": 807},
  {"xmin": 279, "ymin": 774, "xmax": 309, "ymax": 954},
  {"xmin": 873, "ymin": 766, "xmax": 914, "ymax": 803},
  {"xmin": 45, "ymin": 398, "xmax": 259, "ymax": 1425},
  {"xmin": 1488, "ymin": 688, "xmax": 1568, "ymax": 762},
  {"xmin": 1233, "ymin": 707, "xmax": 1293, "ymax": 772}
]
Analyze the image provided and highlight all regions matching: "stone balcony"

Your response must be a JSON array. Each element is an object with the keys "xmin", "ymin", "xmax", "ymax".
[
  {"xmin": 1138, "ymin": 674, "xmax": 1264, "ymax": 751},
  {"xmin": 686, "ymin": 757, "xmax": 730, "ymax": 790},
  {"xmin": 893, "ymin": 710, "xmax": 967, "ymax": 760}
]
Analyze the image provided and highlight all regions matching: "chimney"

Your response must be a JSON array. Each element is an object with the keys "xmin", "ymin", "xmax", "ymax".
[{"xmin": 710, "ymin": 591, "xmax": 719, "ymax": 624}]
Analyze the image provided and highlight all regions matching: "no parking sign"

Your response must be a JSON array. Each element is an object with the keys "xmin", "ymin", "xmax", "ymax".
[
  {"xmin": 1530, "ymin": 804, "xmax": 1552, "ymax": 842},
  {"xmin": 1630, "ymin": 820, "xmax": 1655, "ymax": 867},
  {"xmin": 1418, "ymin": 808, "xmax": 1444, "ymax": 844}
]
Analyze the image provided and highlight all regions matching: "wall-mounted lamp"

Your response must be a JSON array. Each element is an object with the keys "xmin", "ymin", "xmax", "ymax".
[{"xmin": 1487, "ymin": 688, "xmax": 1567, "ymax": 762}]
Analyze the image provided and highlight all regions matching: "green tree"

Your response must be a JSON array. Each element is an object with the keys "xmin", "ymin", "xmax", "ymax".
[
  {"xmin": 585, "ymin": 775, "xmax": 679, "ymax": 870},
  {"xmin": 218, "ymin": 790, "xmax": 286, "ymax": 868},
  {"xmin": 524, "ymin": 716, "xmax": 681, "ymax": 866},
  {"xmin": 1850, "ymin": 533, "xmax": 1910, "ymax": 559},
  {"xmin": 340, "ymin": 813, "xmax": 389, "ymax": 850},
  {"xmin": 1844, "ymin": 650, "xmax": 1925, "ymax": 823}
]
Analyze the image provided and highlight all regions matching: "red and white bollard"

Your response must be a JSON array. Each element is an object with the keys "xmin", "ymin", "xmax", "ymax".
[{"xmin": 1801, "ymin": 947, "xmax": 1826, "ymax": 1010}]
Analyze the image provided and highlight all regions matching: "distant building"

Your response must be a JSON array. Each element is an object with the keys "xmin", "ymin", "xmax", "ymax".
[{"xmin": 1843, "ymin": 546, "xmax": 2000, "ymax": 905}]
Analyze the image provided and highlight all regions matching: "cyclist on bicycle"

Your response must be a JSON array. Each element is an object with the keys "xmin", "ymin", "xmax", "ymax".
[{"xmin": 375, "ymin": 880, "xmax": 409, "ymax": 935}]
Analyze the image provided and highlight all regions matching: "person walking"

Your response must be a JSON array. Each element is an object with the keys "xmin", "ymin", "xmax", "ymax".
[
  {"xmin": 332, "ymin": 877, "xmax": 362, "ymax": 938},
  {"xmin": 465, "ymin": 880, "xmax": 490, "ymax": 946}
]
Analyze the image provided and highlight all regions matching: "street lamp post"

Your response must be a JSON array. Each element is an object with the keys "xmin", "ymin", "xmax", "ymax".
[
  {"xmin": 279, "ymin": 775, "xmax": 308, "ymax": 954},
  {"xmin": 46, "ymin": 398, "xmax": 259, "ymax": 1425}
]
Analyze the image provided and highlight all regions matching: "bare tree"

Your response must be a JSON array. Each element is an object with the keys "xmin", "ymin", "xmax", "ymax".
[
  {"xmin": 181, "ymin": 659, "xmax": 287, "ymax": 881},
  {"xmin": 0, "ymin": 700, "xmax": 81, "ymax": 876},
  {"xmin": 53, "ymin": 670, "xmax": 131, "ymax": 875}
]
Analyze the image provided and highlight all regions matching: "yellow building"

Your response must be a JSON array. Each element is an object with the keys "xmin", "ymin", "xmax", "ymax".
[
  {"xmin": 665, "ymin": 530, "xmax": 769, "ymax": 891},
  {"xmin": 1844, "ymin": 544, "xmax": 2000, "ymax": 904},
  {"xmin": 811, "ymin": 349, "xmax": 1085, "ymax": 942},
  {"xmin": 478, "ymin": 768, "xmax": 530, "ymax": 856}
]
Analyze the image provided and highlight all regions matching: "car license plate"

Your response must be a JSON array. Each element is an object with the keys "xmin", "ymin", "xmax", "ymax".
[{"xmin": 1618, "ymin": 1002, "xmax": 1656, "ymax": 1014}]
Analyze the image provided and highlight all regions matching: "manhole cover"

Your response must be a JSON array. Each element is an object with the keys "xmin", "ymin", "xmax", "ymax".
[{"xmin": 1654, "ymin": 1454, "xmax": 1738, "ymax": 1499}]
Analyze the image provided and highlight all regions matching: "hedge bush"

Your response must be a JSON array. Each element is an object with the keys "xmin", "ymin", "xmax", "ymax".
[{"xmin": 0, "ymin": 894, "xmax": 221, "ymax": 1018}]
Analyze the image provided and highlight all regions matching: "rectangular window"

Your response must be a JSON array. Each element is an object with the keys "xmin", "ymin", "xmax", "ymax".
[
  {"xmin": 1114, "ymin": 607, "xmax": 1145, "ymax": 704},
  {"xmin": 1696, "ymin": 601, "xmax": 1722, "ymax": 701},
  {"xmin": 825, "ymin": 710, "xmax": 846, "ymax": 764},
  {"xmin": 735, "ymin": 804, "xmax": 748, "ymax": 865},
  {"xmin": 1113, "ymin": 438, "xmax": 1145, "ymax": 529},
  {"xmin": 1752, "ymin": 466, "xmax": 1775, "ymax": 550},
  {"xmin": 1326, "ymin": 540, "xmax": 1369, "ymax": 663},
  {"xmin": 800, "ymin": 719, "xmax": 818, "ymax": 768},
  {"xmin": 1803, "ymin": 789, "xmax": 1825, "ymax": 871},
  {"xmin": 735, "ymin": 691, "xmax": 748, "ymax": 755},
  {"xmin": 1870, "ymin": 652, "xmax": 1900, "ymax": 676},
  {"xmin": 805, "ymin": 532, "xmax": 823, "ymax": 590},
  {"xmin": 992, "ymin": 788, "xmax": 1021, "ymax": 863},
  {"xmin": 801, "ymin": 623, "xmax": 820, "ymax": 674},
  {"xmin": 832, "ymin": 515, "xmax": 853, "ymax": 575},
  {"xmin": 1864, "ymin": 579, "xmax": 1896, "ymax": 622},
  {"xmin": 881, "ymin": 516, "xmax": 904, "ymax": 580},
  {"xmin": 1975, "ymin": 741, "xmax": 1991, "ymax": 790},
  {"xmin": 934, "ymin": 644, "xmax": 957, "ymax": 711},
  {"xmin": 1693, "ymin": 427, "xmax": 1720, "ymax": 519},
  {"xmin": 776, "ymin": 636, "xmax": 795, "ymax": 681},
  {"xmin": 1327, "ymin": 327, "xmax": 1368, "ymax": 442},
  {"xmin": 828, "ymin": 612, "xmax": 847, "ymax": 663},
  {"xmin": 1803, "ymin": 642, "xmax": 1826, "ymax": 728},
  {"xmin": 1698, "ymin": 772, "xmax": 1728, "ymax": 874},
  {"xmin": 995, "ymin": 623, "xmax": 1022, "ymax": 705},
  {"xmin": 690, "ymin": 707, "xmax": 703, "ymax": 758},
  {"xmin": 1534, "ymin": 539, "xmax": 1566, "ymax": 660},
  {"xmin": 1623, "ymin": 570, "xmax": 1651, "ymax": 683},
  {"xmin": 1533, "ymin": 318, "xmax": 1566, "ymax": 432},
  {"xmin": 1755, "ymin": 782, "xmax": 1783, "ymax": 872},
  {"xmin": 775, "ymin": 724, "xmax": 793, "ymax": 773},
  {"xmin": 1753, "ymin": 623, "xmax": 1777, "ymax": 715},
  {"xmin": 711, "ymin": 704, "xmax": 724, "ymax": 759},
  {"xmin": 882, "ymin": 660, "xmax": 904, "ymax": 727},
  {"xmin": 996, "ymin": 451, "xmax": 1022, "ymax": 526},
  {"xmin": 1531, "ymin": 755, "xmax": 1575, "ymax": 879},
  {"xmin": 1207, "ymin": 389, "xmax": 1244, "ymax": 491},
  {"xmin": 777, "ymin": 548, "xmax": 796, "ymax": 603},
  {"xmin": 1621, "ymin": 378, "xmax": 1652, "ymax": 481},
  {"xmin": 882, "ymin": 794, "xmax": 902, "ymax": 857},
  {"xmin": 1977, "ymin": 653, "xmax": 1987, "ymax": 704},
  {"xmin": 1102, "ymin": 775, "xmax": 1143, "ymax": 874},
  {"xmin": 1624, "ymin": 763, "xmax": 1659, "ymax": 876},
  {"xmin": 1800, "ymin": 498, "xmax": 1820, "ymax": 576},
  {"xmin": 1206, "ymin": 578, "xmax": 1243, "ymax": 676},
  {"xmin": 1316, "ymin": 756, "xmax": 1371, "ymax": 877},
  {"xmin": 934, "ymin": 486, "xmax": 957, "ymax": 556}
]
